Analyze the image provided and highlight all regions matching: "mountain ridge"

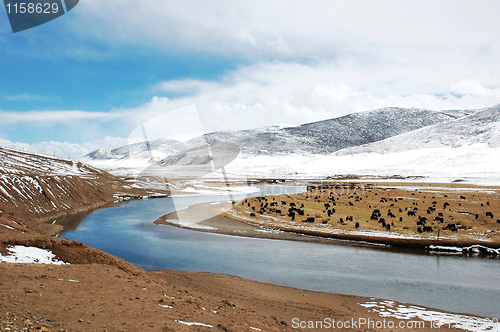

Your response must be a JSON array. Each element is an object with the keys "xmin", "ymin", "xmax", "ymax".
[{"xmin": 82, "ymin": 106, "xmax": 476, "ymax": 165}]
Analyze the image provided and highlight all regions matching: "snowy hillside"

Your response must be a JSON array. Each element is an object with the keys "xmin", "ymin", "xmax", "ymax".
[
  {"xmin": 336, "ymin": 104, "xmax": 500, "ymax": 154},
  {"xmin": 0, "ymin": 147, "xmax": 139, "ymax": 229},
  {"xmin": 179, "ymin": 107, "xmax": 470, "ymax": 155},
  {"xmin": 266, "ymin": 105, "xmax": 500, "ymax": 183},
  {"xmin": 80, "ymin": 106, "xmax": 473, "ymax": 176},
  {"xmin": 1, "ymin": 146, "xmax": 107, "ymax": 177}
]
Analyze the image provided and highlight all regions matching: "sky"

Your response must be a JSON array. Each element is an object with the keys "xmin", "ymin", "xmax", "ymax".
[{"xmin": 1, "ymin": 0, "xmax": 500, "ymax": 158}]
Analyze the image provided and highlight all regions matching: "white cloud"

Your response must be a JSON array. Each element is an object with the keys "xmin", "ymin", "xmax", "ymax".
[
  {"xmin": 75, "ymin": 0, "xmax": 500, "ymax": 58},
  {"xmin": 0, "ymin": 110, "xmax": 124, "ymax": 124},
  {"xmin": 451, "ymin": 80, "xmax": 500, "ymax": 97},
  {"xmin": 150, "ymin": 62, "xmax": 500, "ymax": 133},
  {"xmin": 0, "ymin": 136, "xmax": 129, "ymax": 159}
]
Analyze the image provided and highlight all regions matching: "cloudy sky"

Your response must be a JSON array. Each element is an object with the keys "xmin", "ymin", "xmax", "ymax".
[{"xmin": 1, "ymin": 0, "xmax": 500, "ymax": 158}]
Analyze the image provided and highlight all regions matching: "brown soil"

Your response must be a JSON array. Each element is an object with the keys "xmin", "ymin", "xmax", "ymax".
[{"xmin": 1, "ymin": 262, "xmax": 470, "ymax": 332}]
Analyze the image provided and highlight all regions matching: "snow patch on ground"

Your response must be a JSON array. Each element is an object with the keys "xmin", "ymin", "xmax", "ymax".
[
  {"xmin": 175, "ymin": 320, "xmax": 213, "ymax": 327},
  {"xmin": 428, "ymin": 244, "xmax": 500, "ymax": 256},
  {"xmin": 163, "ymin": 219, "xmax": 217, "ymax": 230},
  {"xmin": 360, "ymin": 300, "xmax": 499, "ymax": 332},
  {"xmin": 0, "ymin": 245, "xmax": 68, "ymax": 265},
  {"xmin": 260, "ymin": 145, "xmax": 500, "ymax": 185}
]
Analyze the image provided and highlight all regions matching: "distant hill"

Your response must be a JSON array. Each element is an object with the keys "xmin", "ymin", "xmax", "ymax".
[
  {"xmin": 336, "ymin": 104, "xmax": 500, "ymax": 154},
  {"xmin": 274, "ymin": 105, "xmax": 500, "ymax": 182},
  {"xmin": 0, "ymin": 147, "xmax": 157, "ymax": 235},
  {"xmin": 80, "ymin": 106, "xmax": 474, "ymax": 176}
]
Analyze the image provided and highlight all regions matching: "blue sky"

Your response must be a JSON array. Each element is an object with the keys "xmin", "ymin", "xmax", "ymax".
[{"xmin": 1, "ymin": 0, "xmax": 500, "ymax": 158}]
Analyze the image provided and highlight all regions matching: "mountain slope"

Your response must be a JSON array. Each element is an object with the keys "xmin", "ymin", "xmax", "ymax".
[
  {"xmin": 84, "ymin": 138, "xmax": 185, "ymax": 161},
  {"xmin": 336, "ymin": 104, "xmax": 500, "ymax": 154},
  {"xmin": 182, "ymin": 107, "xmax": 471, "ymax": 155},
  {"xmin": 80, "ymin": 106, "xmax": 474, "ymax": 177},
  {"xmin": 0, "ymin": 147, "xmax": 154, "ymax": 235},
  {"xmin": 270, "ymin": 105, "xmax": 500, "ymax": 182},
  {"xmin": 280, "ymin": 107, "xmax": 472, "ymax": 154}
]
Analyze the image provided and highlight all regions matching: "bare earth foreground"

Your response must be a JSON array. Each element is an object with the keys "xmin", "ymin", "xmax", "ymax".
[{"xmin": 0, "ymin": 148, "xmax": 496, "ymax": 331}]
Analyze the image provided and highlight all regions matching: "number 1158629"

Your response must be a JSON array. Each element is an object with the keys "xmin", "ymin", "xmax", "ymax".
[{"xmin": 5, "ymin": 2, "xmax": 59, "ymax": 14}]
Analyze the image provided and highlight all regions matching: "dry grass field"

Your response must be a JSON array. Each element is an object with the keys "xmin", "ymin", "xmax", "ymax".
[{"xmin": 225, "ymin": 182, "xmax": 500, "ymax": 249}]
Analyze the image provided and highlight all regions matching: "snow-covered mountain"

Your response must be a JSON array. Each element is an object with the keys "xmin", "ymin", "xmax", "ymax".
[
  {"xmin": 172, "ymin": 107, "xmax": 471, "ymax": 155},
  {"xmin": 80, "ymin": 106, "xmax": 473, "ymax": 175},
  {"xmin": 270, "ymin": 105, "xmax": 500, "ymax": 183},
  {"xmin": 85, "ymin": 138, "xmax": 185, "ymax": 161},
  {"xmin": 79, "ymin": 104, "xmax": 500, "ymax": 183},
  {"xmin": 336, "ymin": 104, "xmax": 500, "ymax": 154}
]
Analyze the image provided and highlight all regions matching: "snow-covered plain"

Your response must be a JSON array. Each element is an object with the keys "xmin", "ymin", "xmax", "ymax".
[
  {"xmin": 258, "ymin": 144, "xmax": 500, "ymax": 185},
  {"xmin": 0, "ymin": 245, "xmax": 68, "ymax": 265}
]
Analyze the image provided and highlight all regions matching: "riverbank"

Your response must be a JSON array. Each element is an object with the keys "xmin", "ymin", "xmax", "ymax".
[{"xmin": 3, "ymin": 261, "xmax": 487, "ymax": 332}]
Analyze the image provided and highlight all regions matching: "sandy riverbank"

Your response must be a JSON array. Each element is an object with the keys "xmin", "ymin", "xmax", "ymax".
[{"xmin": 3, "ymin": 261, "xmax": 487, "ymax": 332}]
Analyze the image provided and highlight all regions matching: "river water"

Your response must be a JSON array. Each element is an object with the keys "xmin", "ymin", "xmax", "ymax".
[{"xmin": 58, "ymin": 185, "xmax": 500, "ymax": 319}]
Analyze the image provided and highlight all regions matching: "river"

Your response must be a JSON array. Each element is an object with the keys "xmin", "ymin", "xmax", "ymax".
[{"xmin": 58, "ymin": 185, "xmax": 500, "ymax": 319}]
